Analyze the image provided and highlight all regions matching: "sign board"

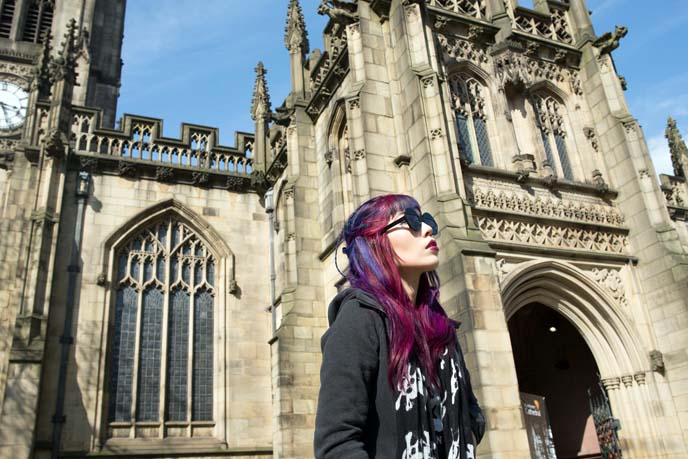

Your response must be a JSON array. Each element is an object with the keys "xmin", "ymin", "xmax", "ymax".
[{"xmin": 520, "ymin": 392, "xmax": 557, "ymax": 459}]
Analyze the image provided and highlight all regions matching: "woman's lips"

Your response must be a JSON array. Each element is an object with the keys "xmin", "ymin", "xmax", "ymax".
[{"xmin": 426, "ymin": 241, "xmax": 438, "ymax": 251}]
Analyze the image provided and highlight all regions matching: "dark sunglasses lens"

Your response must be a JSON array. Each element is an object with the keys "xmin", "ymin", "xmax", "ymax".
[
  {"xmin": 404, "ymin": 209, "xmax": 422, "ymax": 231},
  {"xmin": 422, "ymin": 213, "xmax": 438, "ymax": 235}
]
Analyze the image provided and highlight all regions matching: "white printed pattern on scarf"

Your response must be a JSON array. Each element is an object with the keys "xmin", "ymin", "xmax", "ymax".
[
  {"xmin": 396, "ymin": 363, "xmax": 425, "ymax": 412},
  {"xmin": 401, "ymin": 431, "xmax": 434, "ymax": 459}
]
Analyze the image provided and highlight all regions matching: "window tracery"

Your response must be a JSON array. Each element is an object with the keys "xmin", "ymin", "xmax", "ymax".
[
  {"xmin": 531, "ymin": 94, "xmax": 574, "ymax": 181},
  {"xmin": 449, "ymin": 73, "xmax": 493, "ymax": 166},
  {"xmin": 109, "ymin": 217, "xmax": 215, "ymax": 431}
]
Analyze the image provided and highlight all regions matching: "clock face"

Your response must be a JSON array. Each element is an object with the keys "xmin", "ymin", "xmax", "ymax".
[{"xmin": 0, "ymin": 80, "xmax": 28, "ymax": 131}]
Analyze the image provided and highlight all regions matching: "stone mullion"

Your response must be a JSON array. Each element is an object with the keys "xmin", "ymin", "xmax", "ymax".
[{"xmin": 130, "ymin": 257, "xmax": 144, "ymax": 431}]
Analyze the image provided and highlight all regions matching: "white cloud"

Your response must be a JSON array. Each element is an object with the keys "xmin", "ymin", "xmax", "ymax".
[{"xmin": 646, "ymin": 133, "xmax": 674, "ymax": 176}]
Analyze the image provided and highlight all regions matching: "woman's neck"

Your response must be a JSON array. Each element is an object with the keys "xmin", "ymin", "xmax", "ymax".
[{"xmin": 399, "ymin": 269, "xmax": 421, "ymax": 305}]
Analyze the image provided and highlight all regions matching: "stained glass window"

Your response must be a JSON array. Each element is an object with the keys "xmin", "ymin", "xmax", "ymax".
[{"xmin": 108, "ymin": 217, "xmax": 215, "ymax": 429}]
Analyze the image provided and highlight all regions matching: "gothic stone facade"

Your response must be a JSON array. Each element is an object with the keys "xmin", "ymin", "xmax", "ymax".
[{"xmin": 0, "ymin": 0, "xmax": 687, "ymax": 458}]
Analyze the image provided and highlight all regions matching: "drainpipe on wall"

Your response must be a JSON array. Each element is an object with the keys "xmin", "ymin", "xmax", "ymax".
[
  {"xmin": 265, "ymin": 188, "xmax": 277, "ymax": 335},
  {"xmin": 51, "ymin": 171, "xmax": 90, "ymax": 459}
]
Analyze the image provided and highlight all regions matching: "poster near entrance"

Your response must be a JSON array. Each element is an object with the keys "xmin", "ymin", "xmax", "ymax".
[{"xmin": 521, "ymin": 392, "xmax": 558, "ymax": 459}]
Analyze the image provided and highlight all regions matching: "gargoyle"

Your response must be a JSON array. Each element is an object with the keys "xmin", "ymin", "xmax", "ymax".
[
  {"xmin": 593, "ymin": 25, "xmax": 628, "ymax": 56},
  {"xmin": 317, "ymin": 0, "xmax": 358, "ymax": 24}
]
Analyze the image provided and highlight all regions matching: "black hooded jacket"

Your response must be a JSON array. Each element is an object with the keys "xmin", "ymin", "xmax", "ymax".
[{"xmin": 314, "ymin": 287, "xmax": 485, "ymax": 458}]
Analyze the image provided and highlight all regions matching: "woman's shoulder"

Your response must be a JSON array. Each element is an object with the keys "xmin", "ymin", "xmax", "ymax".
[{"xmin": 327, "ymin": 287, "xmax": 386, "ymax": 326}]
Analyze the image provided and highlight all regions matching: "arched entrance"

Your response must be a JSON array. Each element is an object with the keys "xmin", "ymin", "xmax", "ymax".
[
  {"xmin": 500, "ymin": 260, "xmax": 662, "ymax": 459},
  {"xmin": 509, "ymin": 302, "xmax": 600, "ymax": 458}
]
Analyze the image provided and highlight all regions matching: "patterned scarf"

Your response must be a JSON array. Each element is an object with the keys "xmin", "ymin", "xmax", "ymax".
[{"xmin": 394, "ymin": 346, "xmax": 476, "ymax": 459}]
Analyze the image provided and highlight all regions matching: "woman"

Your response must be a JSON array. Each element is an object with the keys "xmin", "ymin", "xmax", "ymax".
[{"xmin": 314, "ymin": 194, "xmax": 485, "ymax": 459}]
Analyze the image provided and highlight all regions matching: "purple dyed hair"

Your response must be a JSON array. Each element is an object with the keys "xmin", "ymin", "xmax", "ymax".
[{"xmin": 337, "ymin": 194, "xmax": 457, "ymax": 389}]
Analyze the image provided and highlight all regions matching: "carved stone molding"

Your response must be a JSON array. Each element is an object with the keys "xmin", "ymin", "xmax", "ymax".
[
  {"xmin": 421, "ymin": 75, "xmax": 435, "ymax": 89},
  {"xmin": 493, "ymin": 49, "xmax": 580, "ymax": 92},
  {"xmin": 430, "ymin": 128, "xmax": 443, "ymax": 140},
  {"xmin": 437, "ymin": 34, "xmax": 488, "ymax": 65},
  {"xmin": 621, "ymin": 375, "xmax": 634, "ymax": 388},
  {"xmin": 634, "ymin": 372, "xmax": 646, "ymax": 385},
  {"xmin": 118, "ymin": 161, "xmax": 137, "ymax": 178},
  {"xmin": 470, "ymin": 187, "xmax": 625, "ymax": 227},
  {"xmin": 353, "ymin": 149, "xmax": 366, "ymax": 160},
  {"xmin": 283, "ymin": 186, "xmax": 295, "ymax": 200},
  {"xmin": 650, "ymin": 350, "xmax": 665, "ymax": 373},
  {"xmin": 601, "ymin": 377, "xmax": 621, "ymax": 391},
  {"xmin": 638, "ymin": 168, "xmax": 650, "ymax": 179},
  {"xmin": 286, "ymin": 232, "xmax": 296, "ymax": 241},
  {"xmin": 583, "ymin": 127, "xmax": 599, "ymax": 152},
  {"xmin": 226, "ymin": 175, "xmax": 245, "ymax": 191},
  {"xmin": 79, "ymin": 156, "xmax": 99, "ymax": 173},
  {"xmin": 324, "ymin": 150, "xmax": 334, "ymax": 167},
  {"xmin": 192, "ymin": 171, "xmax": 209, "ymax": 186},
  {"xmin": 347, "ymin": 97, "xmax": 360, "ymax": 110},
  {"xmin": 477, "ymin": 216, "xmax": 629, "ymax": 254},
  {"xmin": 96, "ymin": 273, "xmax": 108, "ymax": 287},
  {"xmin": 155, "ymin": 166, "xmax": 174, "ymax": 182},
  {"xmin": 589, "ymin": 268, "xmax": 628, "ymax": 308}
]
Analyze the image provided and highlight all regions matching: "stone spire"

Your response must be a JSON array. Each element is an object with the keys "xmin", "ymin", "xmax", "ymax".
[
  {"xmin": 49, "ymin": 18, "xmax": 79, "ymax": 84},
  {"xmin": 250, "ymin": 61, "xmax": 271, "ymax": 121},
  {"xmin": 285, "ymin": 0, "xmax": 309, "ymax": 55},
  {"xmin": 666, "ymin": 116, "xmax": 688, "ymax": 178}
]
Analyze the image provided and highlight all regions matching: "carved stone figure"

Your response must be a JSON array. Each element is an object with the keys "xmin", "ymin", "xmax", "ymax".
[
  {"xmin": 593, "ymin": 25, "xmax": 628, "ymax": 56},
  {"xmin": 666, "ymin": 117, "xmax": 688, "ymax": 178},
  {"xmin": 317, "ymin": 0, "xmax": 358, "ymax": 24}
]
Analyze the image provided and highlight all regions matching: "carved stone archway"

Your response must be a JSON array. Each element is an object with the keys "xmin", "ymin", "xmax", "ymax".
[{"xmin": 501, "ymin": 260, "xmax": 666, "ymax": 459}]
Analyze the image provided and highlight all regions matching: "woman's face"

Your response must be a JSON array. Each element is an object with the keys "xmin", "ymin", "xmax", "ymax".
[{"xmin": 385, "ymin": 209, "xmax": 439, "ymax": 273}]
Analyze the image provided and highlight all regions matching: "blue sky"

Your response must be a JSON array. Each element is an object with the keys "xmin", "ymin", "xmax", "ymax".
[{"xmin": 117, "ymin": 0, "xmax": 688, "ymax": 176}]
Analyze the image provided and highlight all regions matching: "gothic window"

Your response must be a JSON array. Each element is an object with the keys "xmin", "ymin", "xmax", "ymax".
[
  {"xmin": 532, "ymin": 94, "xmax": 574, "ymax": 181},
  {"xmin": 322, "ymin": 105, "xmax": 354, "ymax": 238},
  {"xmin": 22, "ymin": 0, "xmax": 53, "ymax": 43},
  {"xmin": 109, "ymin": 217, "xmax": 215, "ymax": 426},
  {"xmin": 449, "ymin": 73, "xmax": 494, "ymax": 166},
  {"xmin": 0, "ymin": 0, "xmax": 15, "ymax": 38}
]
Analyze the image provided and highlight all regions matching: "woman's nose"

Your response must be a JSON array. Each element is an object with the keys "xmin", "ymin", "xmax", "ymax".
[{"xmin": 421, "ymin": 222, "xmax": 433, "ymax": 237}]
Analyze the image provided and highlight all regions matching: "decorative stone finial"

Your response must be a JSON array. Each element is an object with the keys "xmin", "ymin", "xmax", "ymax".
[
  {"xmin": 666, "ymin": 116, "xmax": 688, "ymax": 178},
  {"xmin": 250, "ymin": 62, "xmax": 271, "ymax": 121},
  {"xmin": 593, "ymin": 25, "xmax": 628, "ymax": 56},
  {"xmin": 49, "ymin": 18, "xmax": 79, "ymax": 84},
  {"xmin": 285, "ymin": 0, "xmax": 309, "ymax": 55}
]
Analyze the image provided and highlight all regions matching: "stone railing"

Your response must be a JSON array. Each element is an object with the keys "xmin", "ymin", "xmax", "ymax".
[
  {"xmin": 428, "ymin": 0, "xmax": 489, "ymax": 20},
  {"xmin": 72, "ymin": 109, "xmax": 254, "ymax": 174},
  {"xmin": 513, "ymin": 5, "xmax": 573, "ymax": 44},
  {"xmin": 69, "ymin": 108, "xmax": 257, "ymax": 191},
  {"xmin": 660, "ymin": 174, "xmax": 688, "ymax": 220}
]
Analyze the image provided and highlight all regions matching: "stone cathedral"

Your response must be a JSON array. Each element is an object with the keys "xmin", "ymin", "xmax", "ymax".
[{"xmin": 0, "ymin": 0, "xmax": 687, "ymax": 458}]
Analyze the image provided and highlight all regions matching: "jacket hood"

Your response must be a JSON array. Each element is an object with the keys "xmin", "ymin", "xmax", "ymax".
[
  {"xmin": 328, "ymin": 287, "xmax": 385, "ymax": 325},
  {"xmin": 328, "ymin": 287, "xmax": 461, "ymax": 329}
]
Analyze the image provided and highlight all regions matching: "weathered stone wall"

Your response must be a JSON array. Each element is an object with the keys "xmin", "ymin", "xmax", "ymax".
[{"xmin": 31, "ymin": 171, "xmax": 273, "ymax": 456}]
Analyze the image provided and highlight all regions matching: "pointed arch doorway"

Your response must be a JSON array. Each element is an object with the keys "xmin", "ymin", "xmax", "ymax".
[
  {"xmin": 508, "ymin": 302, "xmax": 601, "ymax": 458},
  {"xmin": 500, "ymin": 260, "xmax": 650, "ymax": 459}
]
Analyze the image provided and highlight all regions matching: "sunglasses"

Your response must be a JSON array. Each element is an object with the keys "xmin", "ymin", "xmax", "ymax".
[{"xmin": 380, "ymin": 208, "xmax": 438, "ymax": 235}]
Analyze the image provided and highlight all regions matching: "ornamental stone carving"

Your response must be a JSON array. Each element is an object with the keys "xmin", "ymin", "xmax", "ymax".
[
  {"xmin": 285, "ymin": 0, "xmax": 309, "ymax": 55},
  {"xmin": 470, "ymin": 187, "xmax": 625, "ymax": 227},
  {"xmin": 590, "ymin": 268, "xmax": 628, "ymax": 308},
  {"xmin": 437, "ymin": 34, "xmax": 489, "ymax": 65},
  {"xmin": 155, "ymin": 166, "xmax": 174, "ymax": 182},
  {"xmin": 477, "ymin": 216, "xmax": 628, "ymax": 254}
]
